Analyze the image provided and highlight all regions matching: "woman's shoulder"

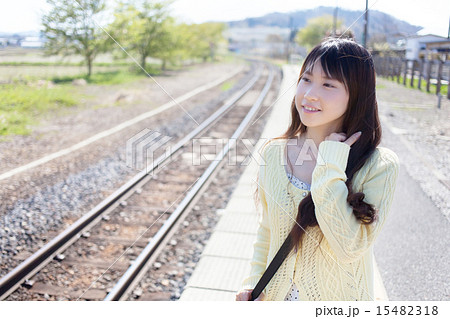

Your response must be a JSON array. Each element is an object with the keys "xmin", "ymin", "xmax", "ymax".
[
  {"xmin": 371, "ymin": 146, "xmax": 399, "ymax": 164},
  {"xmin": 259, "ymin": 138, "xmax": 286, "ymax": 158},
  {"xmin": 365, "ymin": 146, "xmax": 400, "ymax": 175}
]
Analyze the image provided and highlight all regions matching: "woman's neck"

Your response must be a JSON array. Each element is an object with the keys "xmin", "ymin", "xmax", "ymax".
[{"xmin": 303, "ymin": 125, "xmax": 341, "ymax": 148}]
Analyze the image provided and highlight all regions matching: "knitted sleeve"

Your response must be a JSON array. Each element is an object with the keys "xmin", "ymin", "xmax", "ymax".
[
  {"xmin": 240, "ymin": 147, "xmax": 271, "ymax": 291},
  {"xmin": 311, "ymin": 141, "xmax": 399, "ymax": 264}
]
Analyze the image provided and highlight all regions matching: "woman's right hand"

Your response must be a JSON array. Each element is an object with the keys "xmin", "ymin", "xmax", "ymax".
[
  {"xmin": 235, "ymin": 289, "xmax": 264, "ymax": 301},
  {"xmin": 324, "ymin": 131, "xmax": 362, "ymax": 146}
]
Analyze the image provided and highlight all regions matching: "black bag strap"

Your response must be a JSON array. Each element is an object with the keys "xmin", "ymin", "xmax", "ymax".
[{"xmin": 250, "ymin": 235, "xmax": 292, "ymax": 301}]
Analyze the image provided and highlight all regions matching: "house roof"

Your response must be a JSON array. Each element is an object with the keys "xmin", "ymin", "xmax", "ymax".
[{"xmin": 406, "ymin": 34, "xmax": 447, "ymax": 40}]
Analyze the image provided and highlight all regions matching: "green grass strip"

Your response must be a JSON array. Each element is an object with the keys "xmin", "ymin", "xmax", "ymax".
[
  {"xmin": 386, "ymin": 75, "xmax": 448, "ymax": 97},
  {"xmin": 0, "ymin": 84, "xmax": 78, "ymax": 136}
]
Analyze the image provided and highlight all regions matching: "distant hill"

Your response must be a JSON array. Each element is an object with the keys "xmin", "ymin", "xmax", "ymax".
[
  {"xmin": 0, "ymin": 6, "xmax": 423, "ymax": 46},
  {"xmin": 227, "ymin": 6, "xmax": 422, "ymax": 44}
]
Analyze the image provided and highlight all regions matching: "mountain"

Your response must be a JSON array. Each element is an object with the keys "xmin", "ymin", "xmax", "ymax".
[{"xmin": 227, "ymin": 6, "xmax": 422, "ymax": 43}]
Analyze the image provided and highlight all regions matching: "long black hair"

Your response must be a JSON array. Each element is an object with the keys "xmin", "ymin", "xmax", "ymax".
[{"xmin": 277, "ymin": 38, "xmax": 382, "ymax": 252}]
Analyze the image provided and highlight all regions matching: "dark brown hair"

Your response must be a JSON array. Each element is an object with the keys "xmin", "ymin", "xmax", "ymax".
[{"xmin": 278, "ymin": 38, "xmax": 382, "ymax": 252}]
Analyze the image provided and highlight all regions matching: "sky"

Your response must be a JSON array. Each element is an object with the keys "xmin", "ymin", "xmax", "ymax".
[{"xmin": 0, "ymin": 0, "xmax": 449, "ymax": 37}]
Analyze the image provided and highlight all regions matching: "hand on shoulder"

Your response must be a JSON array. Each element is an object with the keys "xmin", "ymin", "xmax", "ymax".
[{"xmin": 325, "ymin": 131, "xmax": 362, "ymax": 146}]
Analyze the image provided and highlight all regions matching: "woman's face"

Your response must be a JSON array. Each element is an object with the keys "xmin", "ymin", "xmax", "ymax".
[{"xmin": 295, "ymin": 61, "xmax": 350, "ymax": 132}]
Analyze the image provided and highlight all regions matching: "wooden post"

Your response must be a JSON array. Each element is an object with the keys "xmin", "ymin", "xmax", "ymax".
[
  {"xmin": 447, "ymin": 66, "xmax": 450, "ymax": 99},
  {"xmin": 386, "ymin": 57, "xmax": 390, "ymax": 79},
  {"xmin": 397, "ymin": 58, "xmax": 401, "ymax": 83},
  {"xmin": 418, "ymin": 58, "xmax": 424, "ymax": 90},
  {"xmin": 389, "ymin": 57, "xmax": 394, "ymax": 80},
  {"xmin": 403, "ymin": 59, "xmax": 408, "ymax": 85},
  {"xmin": 436, "ymin": 60, "xmax": 443, "ymax": 95},
  {"xmin": 377, "ymin": 56, "xmax": 382, "ymax": 76},
  {"xmin": 426, "ymin": 60, "xmax": 432, "ymax": 92},
  {"xmin": 374, "ymin": 56, "xmax": 380, "ymax": 76},
  {"xmin": 379, "ymin": 56, "xmax": 384, "ymax": 77},
  {"xmin": 410, "ymin": 60, "xmax": 416, "ymax": 87}
]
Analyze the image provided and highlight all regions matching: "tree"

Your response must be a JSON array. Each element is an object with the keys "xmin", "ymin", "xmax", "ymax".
[
  {"xmin": 266, "ymin": 34, "xmax": 284, "ymax": 43},
  {"xmin": 183, "ymin": 22, "xmax": 227, "ymax": 62},
  {"xmin": 153, "ymin": 17, "xmax": 180, "ymax": 70},
  {"xmin": 367, "ymin": 33, "xmax": 390, "ymax": 53},
  {"xmin": 295, "ymin": 15, "xmax": 345, "ymax": 50},
  {"xmin": 42, "ymin": 0, "xmax": 108, "ymax": 78},
  {"xmin": 110, "ymin": 0, "xmax": 174, "ymax": 71},
  {"xmin": 326, "ymin": 28, "xmax": 355, "ymax": 40}
]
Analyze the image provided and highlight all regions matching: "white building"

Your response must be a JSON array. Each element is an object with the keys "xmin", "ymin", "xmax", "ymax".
[
  {"xmin": 225, "ymin": 26, "xmax": 290, "ymax": 57},
  {"xmin": 405, "ymin": 34, "xmax": 448, "ymax": 60},
  {"xmin": 21, "ymin": 36, "xmax": 44, "ymax": 48}
]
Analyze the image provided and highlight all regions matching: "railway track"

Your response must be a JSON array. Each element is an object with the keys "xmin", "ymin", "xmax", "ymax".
[
  {"xmin": 0, "ymin": 61, "xmax": 255, "ymax": 273},
  {"xmin": 0, "ymin": 61, "xmax": 279, "ymax": 301}
]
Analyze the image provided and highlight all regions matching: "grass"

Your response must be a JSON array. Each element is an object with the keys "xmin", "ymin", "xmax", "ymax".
[
  {"xmin": 51, "ymin": 66, "xmax": 161, "ymax": 85},
  {"xmin": 0, "ymin": 84, "xmax": 78, "ymax": 136},
  {"xmin": 0, "ymin": 64, "xmax": 165, "ymax": 136},
  {"xmin": 0, "ymin": 60, "xmax": 175, "ymax": 136},
  {"xmin": 0, "ymin": 53, "xmax": 241, "ymax": 136},
  {"xmin": 0, "ymin": 62, "xmax": 164, "ymax": 84},
  {"xmin": 214, "ymin": 53, "xmax": 243, "ymax": 64},
  {"xmin": 385, "ymin": 75, "xmax": 448, "ymax": 97},
  {"xmin": 52, "ymin": 70, "xmax": 137, "ymax": 85},
  {"xmin": 220, "ymin": 80, "xmax": 235, "ymax": 91},
  {"xmin": 0, "ymin": 61, "xmax": 131, "ymax": 67}
]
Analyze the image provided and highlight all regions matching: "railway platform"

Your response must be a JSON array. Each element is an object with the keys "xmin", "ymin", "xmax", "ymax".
[{"xmin": 179, "ymin": 65, "xmax": 389, "ymax": 301}]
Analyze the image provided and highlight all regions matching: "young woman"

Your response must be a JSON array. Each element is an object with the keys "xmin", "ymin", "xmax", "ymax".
[{"xmin": 236, "ymin": 38, "xmax": 399, "ymax": 301}]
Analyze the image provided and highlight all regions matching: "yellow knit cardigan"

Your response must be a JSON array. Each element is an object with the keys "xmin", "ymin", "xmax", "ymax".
[{"xmin": 240, "ymin": 138, "xmax": 399, "ymax": 301}]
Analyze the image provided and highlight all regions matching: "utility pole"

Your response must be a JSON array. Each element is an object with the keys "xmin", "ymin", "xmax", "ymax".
[
  {"xmin": 362, "ymin": 0, "xmax": 369, "ymax": 47},
  {"xmin": 333, "ymin": 6, "xmax": 338, "ymax": 36},
  {"xmin": 286, "ymin": 16, "xmax": 294, "ymax": 63}
]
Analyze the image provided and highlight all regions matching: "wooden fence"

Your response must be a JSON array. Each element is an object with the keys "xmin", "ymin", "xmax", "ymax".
[{"xmin": 373, "ymin": 55, "xmax": 450, "ymax": 99}]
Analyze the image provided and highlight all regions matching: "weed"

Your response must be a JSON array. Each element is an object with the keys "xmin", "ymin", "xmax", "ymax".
[{"xmin": 0, "ymin": 84, "xmax": 78, "ymax": 135}]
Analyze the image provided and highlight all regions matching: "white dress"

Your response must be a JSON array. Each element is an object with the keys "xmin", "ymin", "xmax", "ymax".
[{"xmin": 283, "ymin": 172, "xmax": 310, "ymax": 301}]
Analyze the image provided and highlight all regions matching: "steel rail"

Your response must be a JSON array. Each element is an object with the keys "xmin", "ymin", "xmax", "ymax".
[
  {"xmin": 0, "ymin": 62, "xmax": 263, "ymax": 301},
  {"xmin": 104, "ymin": 64, "xmax": 275, "ymax": 301}
]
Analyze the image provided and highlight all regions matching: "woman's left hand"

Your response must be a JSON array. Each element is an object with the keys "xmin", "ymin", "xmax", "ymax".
[{"xmin": 325, "ymin": 131, "xmax": 362, "ymax": 146}]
